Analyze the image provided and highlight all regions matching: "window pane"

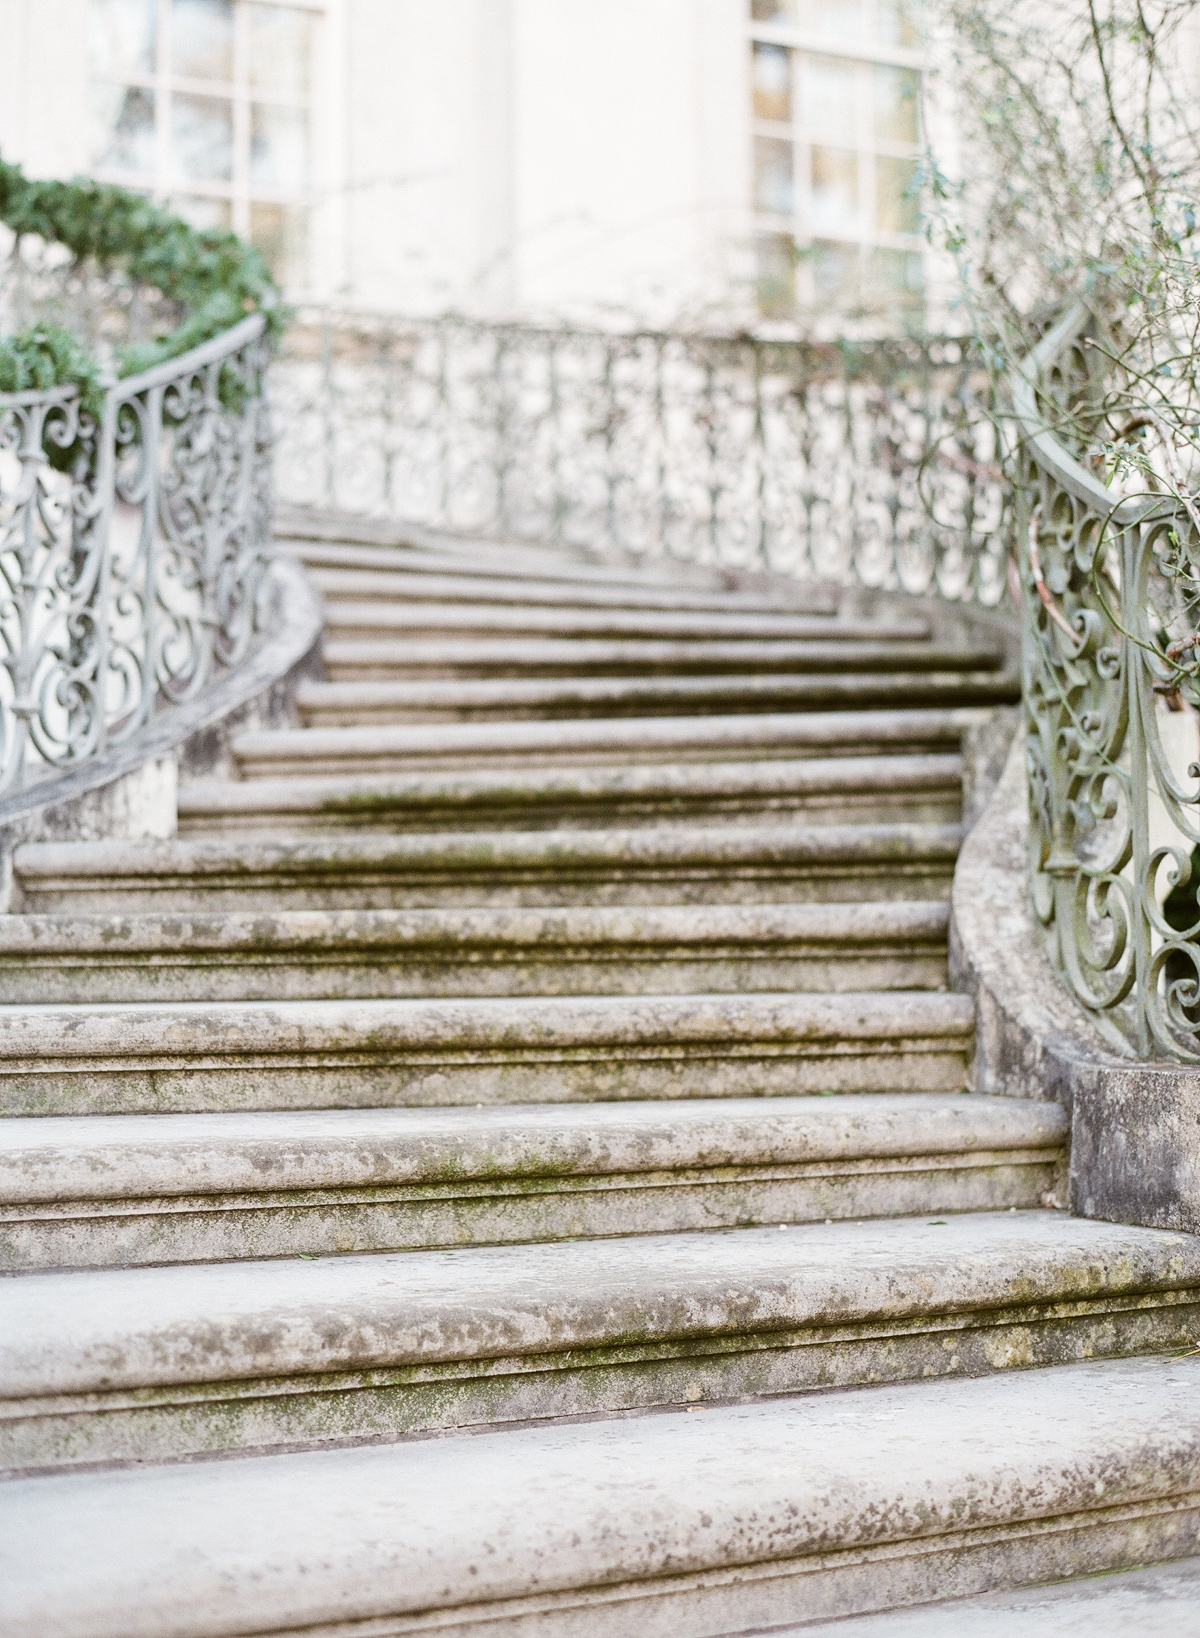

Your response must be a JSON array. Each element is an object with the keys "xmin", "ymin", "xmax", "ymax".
[
  {"xmin": 866, "ymin": 246, "xmax": 923, "ymax": 313},
  {"xmin": 251, "ymin": 104, "xmax": 309, "ymax": 192},
  {"xmin": 754, "ymin": 136, "xmax": 794, "ymax": 215},
  {"xmin": 812, "ymin": 239, "xmax": 861, "ymax": 307},
  {"xmin": 248, "ymin": 4, "xmax": 312, "ymax": 98},
  {"xmin": 874, "ymin": 64, "xmax": 920, "ymax": 145},
  {"xmin": 876, "ymin": 154, "xmax": 919, "ymax": 233},
  {"xmin": 168, "ymin": 195, "xmax": 233, "ymax": 232},
  {"xmin": 797, "ymin": 1, "xmax": 866, "ymax": 44},
  {"xmin": 91, "ymin": 84, "xmax": 156, "ymax": 174},
  {"xmin": 756, "ymin": 232, "xmax": 796, "ymax": 317},
  {"xmin": 171, "ymin": 92, "xmax": 233, "ymax": 181},
  {"xmin": 872, "ymin": 0, "xmax": 920, "ymax": 47},
  {"xmin": 171, "ymin": 0, "xmax": 233, "ymax": 81},
  {"xmin": 751, "ymin": 0, "xmax": 796, "ymax": 19},
  {"xmin": 251, "ymin": 201, "xmax": 309, "ymax": 288},
  {"xmin": 811, "ymin": 146, "xmax": 859, "ymax": 234},
  {"xmin": 805, "ymin": 56, "xmax": 858, "ymax": 147},
  {"xmin": 752, "ymin": 43, "xmax": 792, "ymax": 123},
  {"xmin": 90, "ymin": 0, "xmax": 157, "ymax": 79}
]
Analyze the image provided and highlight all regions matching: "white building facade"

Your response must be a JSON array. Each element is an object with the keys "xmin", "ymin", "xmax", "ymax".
[{"xmin": 0, "ymin": 0, "xmax": 937, "ymax": 327}]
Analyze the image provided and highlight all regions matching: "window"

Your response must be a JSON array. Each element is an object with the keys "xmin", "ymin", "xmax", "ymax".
[
  {"xmin": 89, "ymin": 0, "xmax": 319, "ymax": 290},
  {"xmin": 749, "ymin": 0, "xmax": 924, "ymax": 321}
]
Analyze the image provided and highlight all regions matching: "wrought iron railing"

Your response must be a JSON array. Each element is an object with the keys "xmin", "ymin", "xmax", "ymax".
[
  {"xmin": 272, "ymin": 308, "xmax": 1009, "ymax": 604},
  {"xmin": 1013, "ymin": 299, "xmax": 1200, "ymax": 1060},
  {"xmin": 0, "ymin": 313, "xmax": 272, "ymax": 796}
]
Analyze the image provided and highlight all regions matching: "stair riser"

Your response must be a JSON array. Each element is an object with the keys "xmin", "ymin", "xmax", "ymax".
[
  {"xmin": 0, "ymin": 1044, "xmax": 971, "ymax": 1116},
  {"xmin": 178, "ymin": 791, "xmax": 963, "ymax": 834},
  {"xmin": 13, "ymin": 865, "xmax": 958, "ymax": 913},
  {"xmin": 296, "ymin": 681, "xmax": 1016, "ymax": 727},
  {"xmin": 5, "ymin": 1296, "xmax": 1194, "ymax": 1474},
  {"xmin": 233, "ymin": 742, "xmax": 962, "ymax": 781},
  {"xmin": 0, "ymin": 949, "xmax": 949, "ymax": 1005},
  {"xmin": 0, "ymin": 1154, "xmax": 1062, "ymax": 1272}
]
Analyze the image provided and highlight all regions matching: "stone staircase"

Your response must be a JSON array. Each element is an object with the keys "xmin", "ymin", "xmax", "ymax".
[{"xmin": 4, "ymin": 530, "xmax": 1200, "ymax": 1637}]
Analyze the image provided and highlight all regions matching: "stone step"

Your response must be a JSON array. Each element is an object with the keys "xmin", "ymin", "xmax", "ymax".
[
  {"xmin": 178, "ymin": 755, "xmax": 964, "ymax": 835},
  {"xmin": 788, "ymin": 1557, "xmax": 1200, "ymax": 1637},
  {"xmin": 0, "ymin": 901, "xmax": 953, "ymax": 1004},
  {"xmin": 229, "ymin": 709, "xmax": 974, "ymax": 780},
  {"xmin": 0, "ymin": 1093, "xmax": 1066, "ymax": 1272},
  {"xmin": 322, "ymin": 598, "xmax": 929, "ymax": 643},
  {"xmin": 0, "ymin": 1213, "xmax": 1194, "ymax": 1473},
  {"xmin": 280, "ymin": 529, "xmax": 781, "ymax": 597},
  {"xmin": 306, "ymin": 564, "xmax": 847, "ymax": 616},
  {"xmin": 12, "ymin": 823, "xmax": 964, "ymax": 911},
  {"xmin": 9, "ymin": 1355, "xmax": 1200, "ymax": 1638},
  {"xmin": 296, "ymin": 671, "xmax": 1019, "ymax": 725},
  {"xmin": 322, "ymin": 634, "xmax": 1007, "ymax": 681},
  {"xmin": 0, "ymin": 990, "xmax": 974, "ymax": 1116}
]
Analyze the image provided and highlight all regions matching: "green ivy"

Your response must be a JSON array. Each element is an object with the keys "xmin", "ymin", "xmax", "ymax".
[{"xmin": 0, "ymin": 154, "xmax": 284, "ymax": 392}]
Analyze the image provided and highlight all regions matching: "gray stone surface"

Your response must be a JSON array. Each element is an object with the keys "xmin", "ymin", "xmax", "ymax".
[
  {"xmin": 780, "ymin": 1556, "xmax": 1200, "ymax": 1635},
  {"xmin": 296, "ymin": 671, "xmax": 1017, "ymax": 726},
  {"xmin": 0, "ymin": 1093, "xmax": 1066, "ymax": 1269},
  {"xmin": 230, "ymin": 707, "xmax": 977, "ymax": 779},
  {"xmin": 321, "ymin": 598, "xmax": 928, "ymax": 643},
  {"xmin": 0, "ymin": 901, "xmax": 953, "ymax": 1002},
  {"xmin": 0, "ymin": 989, "xmax": 975, "ymax": 1114},
  {"xmin": 7, "ymin": 1209, "xmax": 1195, "ymax": 1469},
  {"xmin": 6, "ymin": 521, "xmax": 1188, "ymax": 1630},
  {"xmin": 6, "ymin": 1355, "xmax": 1200, "ymax": 1638},
  {"xmin": 179, "ymin": 754, "xmax": 965, "ymax": 833},
  {"xmin": 319, "ymin": 634, "xmax": 1002, "ymax": 681},
  {"xmin": 12, "ymin": 822, "xmax": 964, "ymax": 910}
]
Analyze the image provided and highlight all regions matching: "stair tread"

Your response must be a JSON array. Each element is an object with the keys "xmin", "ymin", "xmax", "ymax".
[
  {"xmin": 0, "ymin": 989, "xmax": 976, "ymax": 1054},
  {"xmin": 0, "ymin": 900, "xmax": 952, "ymax": 957},
  {"xmin": 0, "ymin": 1092, "xmax": 1064, "ymax": 1203},
  {"xmin": 3, "ymin": 1211, "xmax": 1180, "ymax": 1400},
  {"xmin": 787, "ymin": 1557, "xmax": 1200, "ymax": 1636},
  {"xmin": 306, "ymin": 565, "xmax": 850, "ymax": 615},
  {"xmin": 15, "ymin": 823, "xmax": 966, "ymax": 879},
  {"xmin": 5, "ymin": 1355, "xmax": 1200, "ymax": 1638},
  {"xmin": 279, "ymin": 530, "xmax": 805, "ymax": 597},
  {"xmin": 321, "ymin": 634, "xmax": 1006, "ymax": 676},
  {"xmin": 296, "ymin": 671, "xmax": 1018, "ymax": 721},
  {"xmin": 321, "ymin": 601, "xmax": 927, "ymax": 641},
  {"xmin": 231, "ymin": 707, "xmax": 972, "ymax": 767},
  {"xmin": 178, "ymin": 755, "xmax": 964, "ymax": 823}
]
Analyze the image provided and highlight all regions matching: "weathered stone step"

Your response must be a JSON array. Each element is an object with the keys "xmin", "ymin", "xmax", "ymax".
[
  {"xmin": 296, "ymin": 670, "xmax": 1019, "ymax": 725},
  {"xmin": 179, "ymin": 754, "xmax": 963, "ymax": 835},
  {"xmin": 788, "ymin": 1557, "xmax": 1200, "ymax": 1637},
  {"xmin": 322, "ymin": 634, "xmax": 1006, "ymax": 681},
  {"xmin": 307, "ymin": 564, "xmax": 846, "ymax": 617},
  {"xmin": 281, "ymin": 528, "xmax": 783, "ymax": 597},
  {"xmin": 0, "ymin": 1213, "xmax": 1194, "ymax": 1474},
  {"xmin": 0, "ymin": 1094, "xmax": 1067, "ymax": 1271},
  {"xmin": 0, "ymin": 1093, "xmax": 1065, "ymax": 1273},
  {"xmin": 230, "ymin": 709, "xmax": 974, "ymax": 780},
  {"xmin": 0, "ymin": 902, "xmax": 952, "ymax": 1004},
  {"xmin": 323, "ymin": 598, "xmax": 928, "ymax": 643},
  {"xmin": 0, "ymin": 990, "xmax": 974, "ymax": 1116},
  {"xmin": 9, "ymin": 1354, "xmax": 1200, "ymax": 1638},
  {"xmin": 12, "ymin": 824, "xmax": 964, "ymax": 912}
]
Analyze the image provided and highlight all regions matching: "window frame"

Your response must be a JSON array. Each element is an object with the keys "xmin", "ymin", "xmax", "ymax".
[
  {"xmin": 748, "ymin": 3, "xmax": 927, "ymax": 317},
  {"xmin": 88, "ymin": 0, "xmax": 327, "ymax": 289}
]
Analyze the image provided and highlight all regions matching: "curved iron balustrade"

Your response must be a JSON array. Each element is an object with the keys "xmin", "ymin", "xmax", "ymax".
[
  {"xmin": 1012, "ymin": 300, "xmax": 1200, "ymax": 1059},
  {"xmin": 273, "ymin": 309, "xmax": 1009, "ymax": 604},
  {"xmin": 0, "ymin": 313, "xmax": 272, "ymax": 796}
]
